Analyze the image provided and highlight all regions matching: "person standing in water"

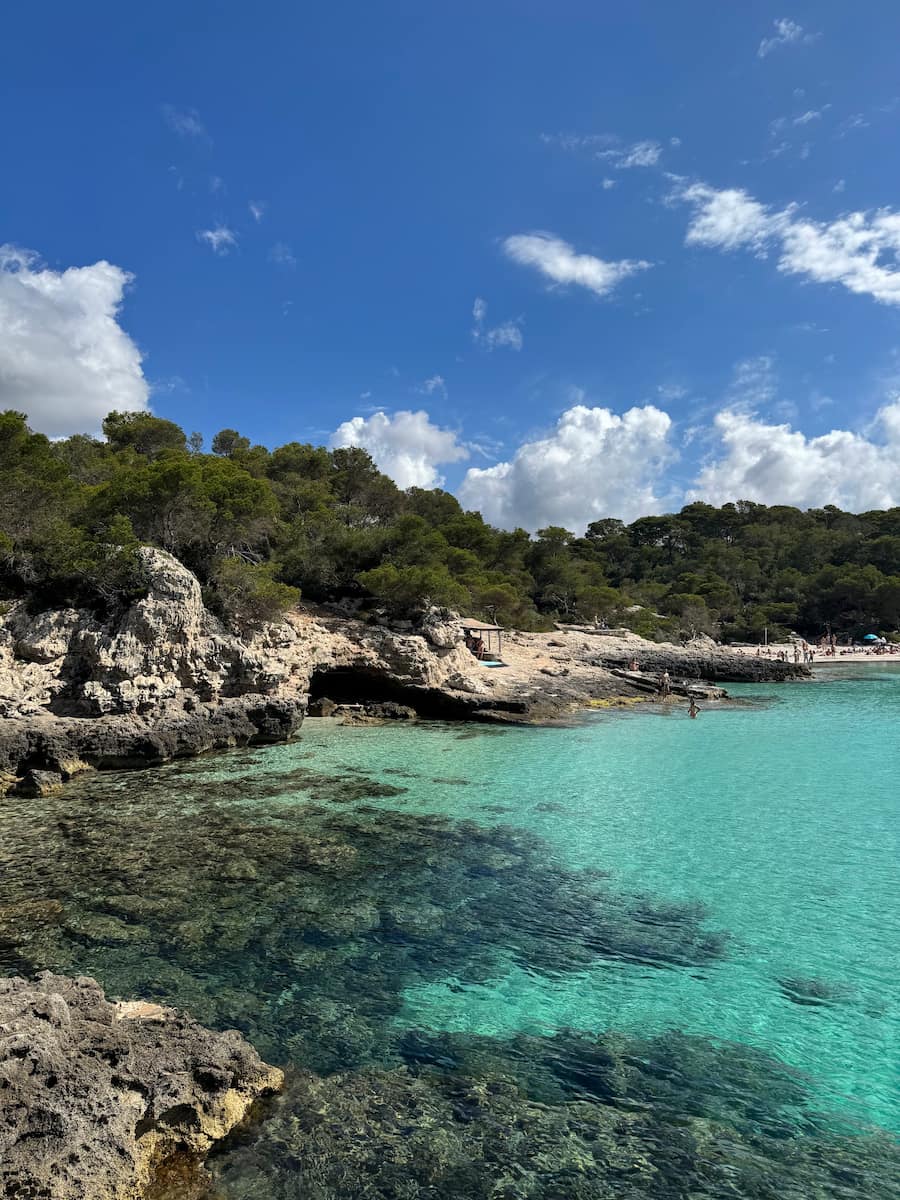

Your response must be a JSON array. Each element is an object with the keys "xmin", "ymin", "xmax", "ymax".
[
  {"xmin": 659, "ymin": 670, "xmax": 671, "ymax": 698},
  {"xmin": 688, "ymin": 698, "xmax": 699, "ymax": 719}
]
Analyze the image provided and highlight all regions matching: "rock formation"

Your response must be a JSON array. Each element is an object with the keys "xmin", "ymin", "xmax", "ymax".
[
  {"xmin": 0, "ymin": 972, "xmax": 283, "ymax": 1200},
  {"xmin": 0, "ymin": 547, "xmax": 807, "ymax": 792}
]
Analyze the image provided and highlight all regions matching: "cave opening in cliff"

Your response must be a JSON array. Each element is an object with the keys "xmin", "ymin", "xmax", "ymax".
[{"xmin": 307, "ymin": 666, "xmax": 480, "ymax": 720}]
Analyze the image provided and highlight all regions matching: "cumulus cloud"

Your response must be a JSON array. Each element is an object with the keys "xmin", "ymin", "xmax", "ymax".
[
  {"xmin": 329, "ymin": 409, "xmax": 468, "ymax": 489},
  {"xmin": 758, "ymin": 18, "xmax": 819, "ymax": 58},
  {"xmin": 162, "ymin": 104, "xmax": 207, "ymax": 138},
  {"xmin": 503, "ymin": 232, "xmax": 650, "ymax": 298},
  {"xmin": 0, "ymin": 245, "xmax": 149, "ymax": 437},
  {"xmin": 197, "ymin": 225, "xmax": 237, "ymax": 255},
  {"xmin": 677, "ymin": 181, "xmax": 900, "ymax": 306},
  {"xmin": 689, "ymin": 403, "xmax": 900, "ymax": 510},
  {"xmin": 471, "ymin": 297, "xmax": 523, "ymax": 351},
  {"xmin": 459, "ymin": 404, "xmax": 674, "ymax": 532}
]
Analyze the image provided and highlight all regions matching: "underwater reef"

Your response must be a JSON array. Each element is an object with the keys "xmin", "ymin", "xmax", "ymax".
[
  {"xmin": 0, "ymin": 753, "xmax": 727, "ymax": 1074},
  {"xmin": 205, "ymin": 1029, "xmax": 900, "ymax": 1200},
  {"xmin": 2, "ymin": 748, "xmax": 897, "ymax": 1200}
]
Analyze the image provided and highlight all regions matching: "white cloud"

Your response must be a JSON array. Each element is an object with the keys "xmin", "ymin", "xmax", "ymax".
[
  {"xmin": 249, "ymin": 201, "xmax": 266, "ymax": 222},
  {"xmin": 598, "ymin": 139, "xmax": 663, "ymax": 169},
  {"xmin": 482, "ymin": 321, "xmax": 524, "ymax": 351},
  {"xmin": 503, "ymin": 232, "xmax": 649, "ymax": 298},
  {"xmin": 162, "ymin": 104, "xmax": 207, "ymax": 138},
  {"xmin": 329, "ymin": 409, "xmax": 468, "ymax": 489},
  {"xmin": 471, "ymin": 297, "xmax": 524, "ymax": 351},
  {"xmin": 727, "ymin": 355, "xmax": 777, "ymax": 410},
  {"xmin": 539, "ymin": 132, "xmax": 617, "ymax": 152},
  {"xmin": 689, "ymin": 403, "xmax": 900, "ymax": 510},
  {"xmin": 838, "ymin": 113, "xmax": 870, "ymax": 137},
  {"xmin": 268, "ymin": 241, "xmax": 296, "ymax": 268},
  {"xmin": 793, "ymin": 107, "xmax": 827, "ymax": 125},
  {"xmin": 657, "ymin": 383, "xmax": 688, "ymax": 402},
  {"xmin": 600, "ymin": 177, "xmax": 617, "ymax": 190},
  {"xmin": 417, "ymin": 374, "xmax": 447, "ymax": 398},
  {"xmin": 758, "ymin": 18, "xmax": 819, "ymax": 58},
  {"xmin": 459, "ymin": 404, "xmax": 674, "ymax": 532},
  {"xmin": 678, "ymin": 181, "xmax": 900, "ymax": 307},
  {"xmin": 0, "ymin": 245, "xmax": 149, "ymax": 437},
  {"xmin": 197, "ymin": 225, "xmax": 237, "ymax": 255},
  {"xmin": 833, "ymin": 178, "xmax": 846, "ymax": 193},
  {"xmin": 680, "ymin": 182, "xmax": 782, "ymax": 252},
  {"xmin": 541, "ymin": 132, "xmax": 664, "ymax": 170}
]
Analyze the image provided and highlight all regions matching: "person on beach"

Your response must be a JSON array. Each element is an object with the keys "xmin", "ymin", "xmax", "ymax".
[
  {"xmin": 658, "ymin": 670, "xmax": 671, "ymax": 698},
  {"xmin": 688, "ymin": 698, "xmax": 699, "ymax": 718}
]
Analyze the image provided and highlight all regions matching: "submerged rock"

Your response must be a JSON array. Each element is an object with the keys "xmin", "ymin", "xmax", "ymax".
[
  {"xmin": 0, "ymin": 770, "xmax": 729, "ymax": 1074},
  {"xmin": 207, "ymin": 1029, "xmax": 900, "ymax": 1200},
  {"xmin": 777, "ymin": 975, "xmax": 856, "ymax": 1007},
  {"xmin": 0, "ymin": 972, "xmax": 283, "ymax": 1200}
]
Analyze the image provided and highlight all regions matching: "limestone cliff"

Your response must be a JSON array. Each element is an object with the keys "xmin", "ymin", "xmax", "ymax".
[{"xmin": 0, "ymin": 548, "xmax": 807, "ymax": 792}]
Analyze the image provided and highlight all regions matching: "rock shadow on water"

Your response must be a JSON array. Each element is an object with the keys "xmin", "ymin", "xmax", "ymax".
[{"xmin": 205, "ymin": 1028, "xmax": 900, "ymax": 1200}]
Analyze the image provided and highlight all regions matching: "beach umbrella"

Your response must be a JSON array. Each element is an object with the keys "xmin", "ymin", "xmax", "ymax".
[{"xmin": 862, "ymin": 633, "xmax": 879, "ymax": 641}]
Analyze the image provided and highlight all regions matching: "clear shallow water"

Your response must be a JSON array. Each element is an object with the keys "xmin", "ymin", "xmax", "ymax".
[{"xmin": 1, "ymin": 666, "xmax": 898, "ymax": 1196}]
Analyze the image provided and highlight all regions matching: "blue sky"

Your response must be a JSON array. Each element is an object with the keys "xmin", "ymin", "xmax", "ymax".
[{"xmin": 4, "ymin": 3, "xmax": 900, "ymax": 530}]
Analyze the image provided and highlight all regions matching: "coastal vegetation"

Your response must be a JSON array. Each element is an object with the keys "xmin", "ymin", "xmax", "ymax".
[{"xmin": 3, "ymin": 407, "xmax": 900, "ymax": 641}]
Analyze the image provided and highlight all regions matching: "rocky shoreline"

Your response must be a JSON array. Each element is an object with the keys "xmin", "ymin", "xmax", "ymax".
[
  {"xmin": 0, "ymin": 547, "xmax": 808, "ymax": 794},
  {"xmin": 0, "ymin": 973, "xmax": 283, "ymax": 1200}
]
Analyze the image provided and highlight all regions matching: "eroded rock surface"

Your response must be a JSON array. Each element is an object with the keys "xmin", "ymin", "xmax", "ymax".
[
  {"xmin": 0, "ymin": 547, "xmax": 807, "ymax": 791},
  {"xmin": 0, "ymin": 972, "xmax": 283, "ymax": 1200}
]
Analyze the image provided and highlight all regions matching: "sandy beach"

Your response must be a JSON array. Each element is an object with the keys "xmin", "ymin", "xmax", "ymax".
[{"xmin": 743, "ymin": 642, "xmax": 900, "ymax": 665}]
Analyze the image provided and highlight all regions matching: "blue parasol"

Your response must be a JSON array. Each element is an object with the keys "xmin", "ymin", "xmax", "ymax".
[{"xmin": 862, "ymin": 633, "xmax": 879, "ymax": 641}]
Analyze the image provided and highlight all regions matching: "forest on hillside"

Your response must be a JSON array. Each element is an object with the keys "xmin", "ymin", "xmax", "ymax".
[{"xmin": 2, "ymin": 408, "xmax": 900, "ymax": 643}]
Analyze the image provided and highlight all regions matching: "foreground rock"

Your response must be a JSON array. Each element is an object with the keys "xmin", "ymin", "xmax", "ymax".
[
  {"xmin": 0, "ymin": 547, "xmax": 807, "ymax": 791},
  {"xmin": 0, "ymin": 973, "xmax": 283, "ymax": 1200}
]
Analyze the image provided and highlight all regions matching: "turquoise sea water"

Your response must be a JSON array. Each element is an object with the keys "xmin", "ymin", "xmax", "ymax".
[
  {"xmin": 2, "ymin": 664, "xmax": 898, "ymax": 1195},
  {"xmin": 250, "ymin": 665, "xmax": 900, "ymax": 1132}
]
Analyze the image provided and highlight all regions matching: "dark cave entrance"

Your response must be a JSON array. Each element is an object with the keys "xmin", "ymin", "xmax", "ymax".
[{"xmin": 306, "ymin": 666, "xmax": 507, "ymax": 721}]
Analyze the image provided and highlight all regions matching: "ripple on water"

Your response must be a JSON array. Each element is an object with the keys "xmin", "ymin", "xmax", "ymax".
[{"xmin": 1, "ymin": 669, "xmax": 898, "ymax": 1196}]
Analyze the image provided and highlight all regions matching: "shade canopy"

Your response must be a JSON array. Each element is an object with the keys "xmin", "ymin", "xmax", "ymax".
[{"xmin": 863, "ymin": 633, "xmax": 879, "ymax": 641}]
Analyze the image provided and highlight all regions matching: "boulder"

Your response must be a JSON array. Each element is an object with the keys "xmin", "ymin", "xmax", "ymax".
[
  {"xmin": 0, "ymin": 972, "xmax": 283, "ymax": 1200},
  {"xmin": 11, "ymin": 768, "xmax": 64, "ymax": 797}
]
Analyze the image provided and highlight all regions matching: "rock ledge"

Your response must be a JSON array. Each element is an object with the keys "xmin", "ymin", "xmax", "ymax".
[{"xmin": 0, "ymin": 972, "xmax": 283, "ymax": 1200}]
